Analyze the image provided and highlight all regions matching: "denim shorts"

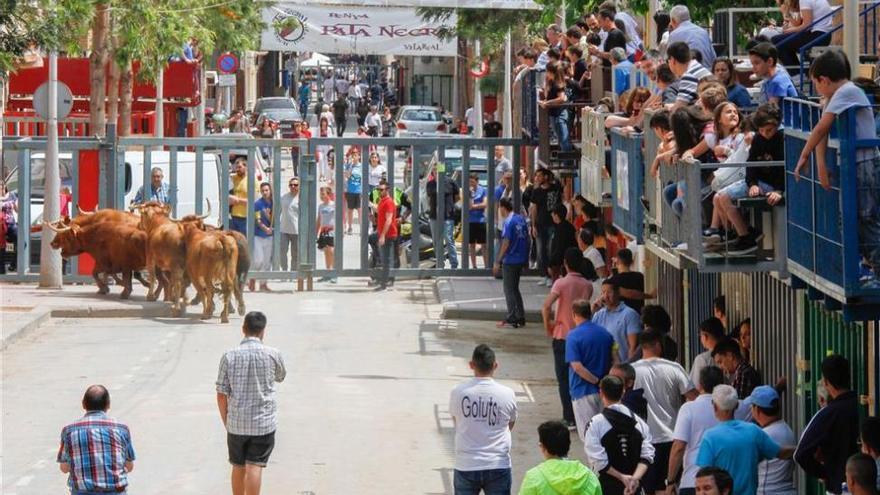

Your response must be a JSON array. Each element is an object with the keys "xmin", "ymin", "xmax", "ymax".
[{"xmin": 719, "ymin": 179, "xmax": 773, "ymax": 200}]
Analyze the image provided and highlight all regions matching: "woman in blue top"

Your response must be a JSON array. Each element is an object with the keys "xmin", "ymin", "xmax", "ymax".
[
  {"xmin": 343, "ymin": 149, "xmax": 363, "ymax": 235},
  {"xmin": 466, "ymin": 173, "xmax": 488, "ymax": 268},
  {"xmin": 713, "ymin": 58, "xmax": 753, "ymax": 109}
]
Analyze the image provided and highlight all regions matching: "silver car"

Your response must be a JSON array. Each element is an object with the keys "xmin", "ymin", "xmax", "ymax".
[{"xmin": 394, "ymin": 106, "xmax": 448, "ymax": 137}]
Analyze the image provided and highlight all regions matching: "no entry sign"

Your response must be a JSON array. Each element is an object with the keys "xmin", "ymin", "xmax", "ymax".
[{"xmin": 217, "ymin": 53, "xmax": 239, "ymax": 74}]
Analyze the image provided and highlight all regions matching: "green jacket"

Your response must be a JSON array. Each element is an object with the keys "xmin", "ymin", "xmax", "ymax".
[{"xmin": 518, "ymin": 459, "xmax": 601, "ymax": 495}]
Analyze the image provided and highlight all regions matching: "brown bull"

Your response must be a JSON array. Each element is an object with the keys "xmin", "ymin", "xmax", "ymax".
[
  {"xmin": 45, "ymin": 221, "xmax": 147, "ymax": 299},
  {"xmin": 191, "ymin": 226, "xmax": 247, "ymax": 316},
  {"xmin": 182, "ymin": 222, "xmax": 238, "ymax": 323},
  {"xmin": 137, "ymin": 201, "xmax": 210, "ymax": 315}
]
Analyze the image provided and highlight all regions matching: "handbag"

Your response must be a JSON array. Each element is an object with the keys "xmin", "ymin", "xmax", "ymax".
[{"xmin": 710, "ymin": 141, "xmax": 750, "ymax": 192}]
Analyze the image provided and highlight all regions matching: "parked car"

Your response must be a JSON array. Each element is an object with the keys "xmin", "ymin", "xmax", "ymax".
[
  {"xmin": 394, "ymin": 106, "xmax": 448, "ymax": 138},
  {"xmin": 252, "ymin": 97, "xmax": 300, "ymax": 126},
  {"xmin": 199, "ymin": 132, "xmax": 270, "ymax": 176}
]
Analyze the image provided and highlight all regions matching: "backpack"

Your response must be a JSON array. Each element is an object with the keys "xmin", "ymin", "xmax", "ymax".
[{"xmin": 598, "ymin": 408, "xmax": 646, "ymax": 495}]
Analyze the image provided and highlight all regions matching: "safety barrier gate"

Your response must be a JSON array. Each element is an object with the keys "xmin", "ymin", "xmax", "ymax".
[
  {"xmin": 580, "ymin": 108, "xmax": 610, "ymax": 206},
  {"xmin": 609, "ymin": 128, "xmax": 644, "ymax": 243}
]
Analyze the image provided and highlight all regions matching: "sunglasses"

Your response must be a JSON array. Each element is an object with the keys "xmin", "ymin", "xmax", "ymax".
[{"xmin": 290, "ymin": 183, "xmax": 300, "ymax": 187}]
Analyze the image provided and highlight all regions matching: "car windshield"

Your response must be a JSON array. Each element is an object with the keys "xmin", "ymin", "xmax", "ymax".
[
  {"xmin": 257, "ymin": 99, "xmax": 294, "ymax": 111},
  {"xmin": 4, "ymin": 158, "xmax": 74, "ymax": 199},
  {"xmin": 401, "ymin": 109, "xmax": 440, "ymax": 122}
]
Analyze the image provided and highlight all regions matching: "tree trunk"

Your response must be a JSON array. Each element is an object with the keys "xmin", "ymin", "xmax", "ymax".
[
  {"xmin": 89, "ymin": 1, "xmax": 110, "ymax": 137},
  {"xmin": 106, "ymin": 16, "xmax": 120, "ymax": 131},
  {"xmin": 119, "ymin": 61, "xmax": 133, "ymax": 137}
]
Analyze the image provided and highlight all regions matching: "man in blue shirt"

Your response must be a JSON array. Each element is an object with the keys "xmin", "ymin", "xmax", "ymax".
[
  {"xmin": 667, "ymin": 5, "xmax": 715, "ymax": 68},
  {"xmin": 251, "ymin": 182, "xmax": 274, "ymax": 292},
  {"xmin": 696, "ymin": 384, "xmax": 794, "ymax": 495},
  {"xmin": 494, "ymin": 197, "xmax": 528, "ymax": 328},
  {"xmin": 749, "ymin": 42, "xmax": 798, "ymax": 105},
  {"xmin": 591, "ymin": 279, "xmax": 641, "ymax": 361},
  {"xmin": 611, "ymin": 48, "xmax": 633, "ymax": 96},
  {"xmin": 565, "ymin": 299, "xmax": 615, "ymax": 439},
  {"xmin": 132, "ymin": 167, "xmax": 171, "ymax": 205},
  {"xmin": 467, "ymin": 173, "xmax": 488, "ymax": 268}
]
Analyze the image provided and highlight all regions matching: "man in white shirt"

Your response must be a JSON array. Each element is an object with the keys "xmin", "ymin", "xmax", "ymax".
[
  {"xmin": 465, "ymin": 106, "xmax": 476, "ymax": 134},
  {"xmin": 633, "ymin": 330, "xmax": 698, "ymax": 494},
  {"xmin": 746, "ymin": 386, "xmax": 796, "ymax": 495},
  {"xmin": 690, "ymin": 317, "xmax": 725, "ymax": 386},
  {"xmin": 578, "ymin": 228, "xmax": 608, "ymax": 278},
  {"xmin": 449, "ymin": 344, "xmax": 518, "ymax": 494},
  {"xmin": 279, "ymin": 177, "xmax": 300, "ymax": 271}
]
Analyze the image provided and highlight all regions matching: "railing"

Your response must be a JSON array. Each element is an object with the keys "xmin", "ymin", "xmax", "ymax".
[
  {"xmin": 537, "ymin": 103, "xmax": 587, "ymax": 170},
  {"xmin": 580, "ymin": 108, "xmax": 611, "ymax": 206},
  {"xmin": 520, "ymin": 69, "xmax": 544, "ymax": 144},
  {"xmin": 712, "ymin": 8, "xmax": 784, "ymax": 58},
  {"xmin": 783, "ymin": 97, "xmax": 880, "ymax": 316},
  {"xmin": 609, "ymin": 128, "xmax": 644, "ymax": 243},
  {"xmin": 679, "ymin": 158, "xmax": 788, "ymax": 274}
]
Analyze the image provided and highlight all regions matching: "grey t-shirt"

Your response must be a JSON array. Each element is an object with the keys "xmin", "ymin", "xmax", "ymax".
[
  {"xmin": 318, "ymin": 201, "xmax": 335, "ymax": 231},
  {"xmin": 494, "ymin": 157, "xmax": 512, "ymax": 182},
  {"xmin": 757, "ymin": 420, "xmax": 797, "ymax": 495},
  {"xmin": 824, "ymin": 81, "xmax": 878, "ymax": 160}
]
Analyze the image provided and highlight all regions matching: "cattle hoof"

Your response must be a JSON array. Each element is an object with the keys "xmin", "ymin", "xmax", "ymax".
[
  {"xmin": 120, "ymin": 291, "xmax": 131, "ymax": 300},
  {"xmin": 200, "ymin": 314, "xmax": 211, "ymax": 320},
  {"xmin": 98, "ymin": 287, "xmax": 110, "ymax": 295},
  {"xmin": 221, "ymin": 316, "xmax": 229, "ymax": 324},
  {"xmin": 237, "ymin": 303, "xmax": 246, "ymax": 315},
  {"xmin": 146, "ymin": 293, "xmax": 158, "ymax": 302}
]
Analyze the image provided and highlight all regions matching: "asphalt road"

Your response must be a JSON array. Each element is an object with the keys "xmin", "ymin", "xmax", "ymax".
[{"xmin": 1, "ymin": 279, "xmax": 571, "ymax": 494}]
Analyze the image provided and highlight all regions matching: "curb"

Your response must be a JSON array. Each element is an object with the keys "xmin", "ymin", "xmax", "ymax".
[
  {"xmin": 2, "ymin": 303, "xmax": 173, "ymax": 349},
  {"xmin": 441, "ymin": 305, "xmax": 544, "ymax": 323}
]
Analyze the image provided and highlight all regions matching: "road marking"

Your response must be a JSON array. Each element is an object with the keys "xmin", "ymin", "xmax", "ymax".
[
  {"xmin": 522, "ymin": 382, "xmax": 535, "ymax": 403},
  {"xmin": 15, "ymin": 475, "xmax": 33, "ymax": 486}
]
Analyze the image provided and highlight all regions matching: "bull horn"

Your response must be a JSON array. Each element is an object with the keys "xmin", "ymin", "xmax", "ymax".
[
  {"xmin": 198, "ymin": 198, "xmax": 212, "ymax": 220},
  {"xmin": 43, "ymin": 221, "xmax": 72, "ymax": 233},
  {"xmin": 77, "ymin": 204, "xmax": 96, "ymax": 215}
]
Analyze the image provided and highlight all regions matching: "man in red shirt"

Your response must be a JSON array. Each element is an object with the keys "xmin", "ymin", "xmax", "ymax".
[{"xmin": 375, "ymin": 182, "xmax": 398, "ymax": 291}]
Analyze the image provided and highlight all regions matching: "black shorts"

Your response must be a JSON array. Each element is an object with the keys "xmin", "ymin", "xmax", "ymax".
[
  {"xmin": 227, "ymin": 431, "xmax": 275, "ymax": 467},
  {"xmin": 317, "ymin": 232, "xmax": 335, "ymax": 249},
  {"xmin": 345, "ymin": 192, "xmax": 361, "ymax": 209},
  {"xmin": 642, "ymin": 441, "xmax": 673, "ymax": 492},
  {"xmin": 468, "ymin": 222, "xmax": 487, "ymax": 244}
]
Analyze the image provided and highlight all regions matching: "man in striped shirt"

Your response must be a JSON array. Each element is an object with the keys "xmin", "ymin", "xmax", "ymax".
[
  {"xmin": 667, "ymin": 41, "xmax": 713, "ymax": 110},
  {"xmin": 57, "ymin": 385, "xmax": 136, "ymax": 495}
]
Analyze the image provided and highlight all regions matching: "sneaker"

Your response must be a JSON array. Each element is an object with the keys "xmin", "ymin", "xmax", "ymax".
[
  {"xmin": 563, "ymin": 420, "xmax": 577, "ymax": 432},
  {"xmin": 674, "ymin": 242, "xmax": 688, "ymax": 250},
  {"xmin": 751, "ymin": 229, "xmax": 765, "ymax": 243},
  {"xmin": 496, "ymin": 320, "xmax": 519, "ymax": 329},
  {"xmin": 330, "ymin": 278, "xmax": 338, "ymax": 284},
  {"xmin": 727, "ymin": 236, "xmax": 758, "ymax": 255},
  {"xmin": 702, "ymin": 228, "xmax": 722, "ymax": 243},
  {"xmin": 516, "ymin": 319, "xmax": 527, "ymax": 327},
  {"xmin": 373, "ymin": 285, "xmax": 388, "ymax": 292},
  {"xmin": 545, "ymin": 277, "xmax": 553, "ymax": 287}
]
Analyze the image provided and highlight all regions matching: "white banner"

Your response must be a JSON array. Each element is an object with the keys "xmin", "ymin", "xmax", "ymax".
[
  {"xmin": 261, "ymin": 4, "xmax": 457, "ymax": 56},
  {"xmin": 274, "ymin": 0, "xmax": 541, "ymax": 10}
]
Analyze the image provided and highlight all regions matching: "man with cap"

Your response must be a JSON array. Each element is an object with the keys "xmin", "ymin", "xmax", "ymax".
[{"xmin": 745, "ymin": 385, "xmax": 796, "ymax": 495}]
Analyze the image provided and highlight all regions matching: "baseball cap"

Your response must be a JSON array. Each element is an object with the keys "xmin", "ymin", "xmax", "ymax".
[{"xmin": 744, "ymin": 385, "xmax": 779, "ymax": 409}]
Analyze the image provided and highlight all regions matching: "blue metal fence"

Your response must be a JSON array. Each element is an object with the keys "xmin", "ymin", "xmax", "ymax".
[{"xmin": 609, "ymin": 128, "xmax": 645, "ymax": 243}]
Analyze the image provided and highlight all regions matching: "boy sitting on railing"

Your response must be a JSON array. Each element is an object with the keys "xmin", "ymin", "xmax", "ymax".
[
  {"xmin": 795, "ymin": 49, "xmax": 880, "ymax": 287},
  {"xmin": 703, "ymin": 104, "xmax": 785, "ymax": 256}
]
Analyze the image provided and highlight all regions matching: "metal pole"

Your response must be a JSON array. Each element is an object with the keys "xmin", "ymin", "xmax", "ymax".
[
  {"xmin": 40, "ymin": 50, "xmax": 62, "ymax": 288},
  {"xmin": 155, "ymin": 67, "xmax": 164, "ymax": 138},
  {"xmin": 844, "ymin": 0, "xmax": 859, "ymax": 79},
  {"xmin": 196, "ymin": 62, "xmax": 205, "ymax": 136},
  {"xmin": 474, "ymin": 39, "xmax": 484, "ymax": 138},
  {"xmin": 503, "ymin": 30, "xmax": 513, "ymax": 140}
]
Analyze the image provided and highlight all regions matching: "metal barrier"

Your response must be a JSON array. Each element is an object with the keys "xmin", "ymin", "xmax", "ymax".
[
  {"xmin": 643, "ymin": 109, "xmax": 661, "ymax": 233},
  {"xmin": 4, "ymin": 115, "xmax": 92, "ymax": 138},
  {"xmin": 520, "ymin": 69, "xmax": 544, "ymax": 144},
  {"xmin": 609, "ymin": 128, "xmax": 644, "ymax": 243},
  {"xmin": 712, "ymin": 8, "xmax": 783, "ymax": 58},
  {"xmin": 590, "ymin": 65, "xmax": 613, "ymax": 107},
  {"xmin": 680, "ymin": 158, "xmax": 788, "ymax": 273},
  {"xmin": 784, "ymin": 97, "xmax": 880, "ymax": 317},
  {"xmin": 580, "ymin": 108, "xmax": 610, "ymax": 206}
]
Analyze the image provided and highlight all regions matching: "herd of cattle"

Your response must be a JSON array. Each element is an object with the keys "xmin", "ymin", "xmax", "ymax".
[{"xmin": 43, "ymin": 201, "xmax": 249, "ymax": 323}]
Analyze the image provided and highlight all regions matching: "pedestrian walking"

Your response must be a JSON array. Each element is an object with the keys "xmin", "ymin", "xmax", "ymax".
[
  {"xmin": 592, "ymin": 279, "xmax": 641, "ymax": 361},
  {"xmin": 744, "ymin": 386, "xmax": 797, "ymax": 495},
  {"xmin": 427, "ymin": 168, "xmax": 461, "ymax": 269},
  {"xmin": 696, "ymin": 385, "xmax": 794, "ymax": 495},
  {"xmin": 216, "ymin": 312, "xmax": 286, "ymax": 495},
  {"xmin": 494, "ymin": 197, "xmax": 529, "ymax": 328},
  {"xmin": 298, "ymin": 80, "xmax": 310, "ymax": 117},
  {"xmin": 367, "ymin": 151, "xmax": 387, "ymax": 195},
  {"xmin": 694, "ymin": 466, "xmax": 734, "ymax": 495},
  {"xmin": 249, "ymin": 182, "xmax": 273, "ymax": 292},
  {"xmin": 584, "ymin": 375, "xmax": 655, "ymax": 495},
  {"xmin": 795, "ymin": 354, "xmax": 861, "ymax": 495},
  {"xmin": 632, "ymin": 330, "xmax": 698, "ymax": 494},
  {"xmin": 667, "ymin": 366, "xmax": 728, "ymax": 495},
  {"xmin": 381, "ymin": 107, "xmax": 394, "ymax": 137},
  {"xmin": 374, "ymin": 181, "xmax": 398, "ymax": 291},
  {"xmin": 58, "ymin": 385, "xmax": 136, "ymax": 495},
  {"xmin": 711, "ymin": 338, "xmax": 761, "ymax": 399},
  {"xmin": 541, "ymin": 248, "xmax": 592, "ymax": 431},
  {"xmin": 690, "ymin": 317, "xmax": 725, "ymax": 386},
  {"xmin": 518, "ymin": 421, "xmax": 602, "ymax": 495},
  {"xmin": 565, "ymin": 298, "xmax": 615, "ymax": 440},
  {"xmin": 332, "ymin": 95, "xmax": 348, "ymax": 137},
  {"xmin": 279, "ymin": 177, "xmax": 300, "ymax": 271},
  {"xmin": 467, "ymin": 173, "xmax": 489, "ymax": 268},
  {"xmin": 365, "ymin": 105, "xmax": 381, "ymax": 136},
  {"xmin": 343, "ymin": 149, "xmax": 363, "ymax": 235},
  {"xmin": 449, "ymin": 344, "xmax": 518, "ymax": 495},
  {"xmin": 530, "ymin": 169, "xmax": 563, "ymax": 286},
  {"xmin": 316, "ymin": 186, "xmax": 337, "ymax": 283},
  {"xmin": 846, "ymin": 454, "xmax": 879, "ymax": 495},
  {"xmin": 315, "ymin": 118, "xmax": 332, "ymax": 182}
]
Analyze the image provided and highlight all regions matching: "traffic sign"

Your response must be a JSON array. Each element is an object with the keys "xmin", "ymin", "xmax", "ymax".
[
  {"xmin": 218, "ymin": 74, "xmax": 237, "ymax": 87},
  {"xmin": 33, "ymin": 81, "xmax": 74, "ymax": 120},
  {"xmin": 217, "ymin": 53, "xmax": 239, "ymax": 74}
]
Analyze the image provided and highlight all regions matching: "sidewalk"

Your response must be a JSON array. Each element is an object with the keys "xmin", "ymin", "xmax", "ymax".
[
  {"xmin": 436, "ymin": 276, "xmax": 550, "ymax": 323},
  {"xmin": 0, "ymin": 283, "xmax": 171, "ymax": 349}
]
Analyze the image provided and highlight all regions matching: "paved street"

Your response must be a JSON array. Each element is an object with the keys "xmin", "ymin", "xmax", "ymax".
[{"xmin": 1, "ymin": 279, "xmax": 573, "ymax": 494}]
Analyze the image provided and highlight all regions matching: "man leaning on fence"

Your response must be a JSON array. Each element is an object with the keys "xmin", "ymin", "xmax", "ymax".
[{"xmin": 132, "ymin": 166, "xmax": 170, "ymax": 205}]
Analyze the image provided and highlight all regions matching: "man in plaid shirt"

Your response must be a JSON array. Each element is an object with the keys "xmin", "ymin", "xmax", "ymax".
[
  {"xmin": 57, "ymin": 385, "xmax": 136, "ymax": 494},
  {"xmin": 216, "ymin": 311, "xmax": 286, "ymax": 495}
]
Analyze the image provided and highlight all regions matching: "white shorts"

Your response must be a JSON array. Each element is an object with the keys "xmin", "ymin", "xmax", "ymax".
[
  {"xmin": 572, "ymin": 393, "xmax": 602, "ymax": 440},
  {"xmin": 253, "ymin": 236, "xmax": 273, "ymax": 271}
]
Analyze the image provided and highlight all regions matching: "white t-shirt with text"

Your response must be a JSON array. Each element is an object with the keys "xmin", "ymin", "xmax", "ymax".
[{"xmin": 449, "ymin": 377, "xmax": 518, "ymax": 471}]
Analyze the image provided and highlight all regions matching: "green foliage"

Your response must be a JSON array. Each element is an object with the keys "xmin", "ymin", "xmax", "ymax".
[{"xmin": 0, "ymin": 0, "xmax": 92, "ymax": 75}]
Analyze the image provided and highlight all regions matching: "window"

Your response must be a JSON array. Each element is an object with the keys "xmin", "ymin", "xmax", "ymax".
[{"xmin": 401, "ymin": 109, "xmax": 441, "ymax": 122}]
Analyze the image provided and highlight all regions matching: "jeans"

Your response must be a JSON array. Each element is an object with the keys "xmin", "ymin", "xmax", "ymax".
[
  {"xmin": 552, "ymin": 339, "xmax": 575, "ymax": 423},
  {"xmin": 772, "ymin": 30, "xmax": 830, "ymax": 74},
  {"xmin": 230, "ymin": 216, "xmax": 247, "ymax": 235},
  {"xmin": 453, "ymin": 468, "xmax": 512, "ymax": 495},
  {"xmin": 502, "ymin": 263, "xmax": 525, "ymax": 324},
  {"xmin": 551, "ymin": 111, "xmax": 573, "ymax": 152},
  {"xmin": 72, "ymin": 492, "xmax": 128, "ymax": 495},
  {"xmin": 858, "ymin": 155, "xmax": 880, "ymax": 269},
  {"xmin": 663, "ymin": 182, "xmax": 684, "ymax": 217},
  {"xmin": 432, "ymin": 219, "xmax": 459, "ymax": 269},
  {"xmin": 535, "ymin": 225, "xmax": 553, "ymax": 277},
  {"xmin": 280, "ymin": 233, "xmax": 299, "ymax": 271},
  {"xmin": 375, "ymin": 237, "xmax": 397, "ymax": 287},
  {"xmin": 335, "ymin": 117, "xmax": 346, "ymax": 137}
]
